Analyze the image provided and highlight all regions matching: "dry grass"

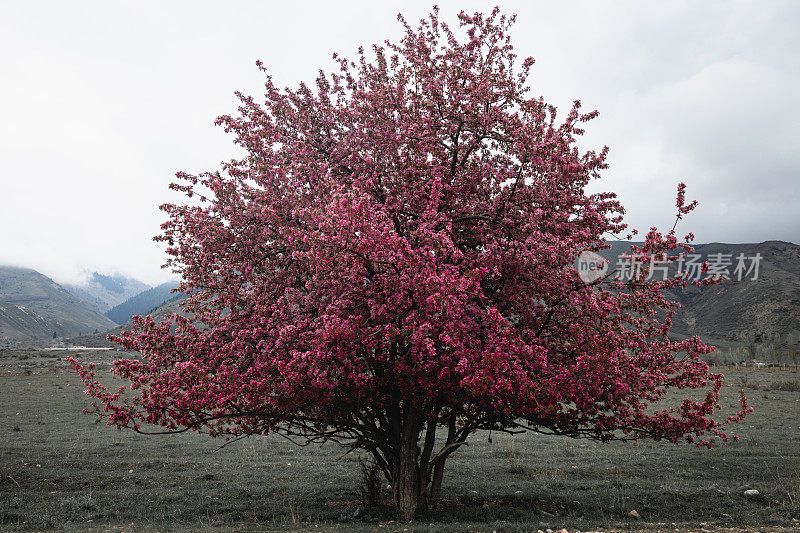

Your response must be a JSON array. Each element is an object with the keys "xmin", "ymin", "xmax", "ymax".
[{"xmin": 1, "ymin": 350, "xmax": 798, "ymax": 531}]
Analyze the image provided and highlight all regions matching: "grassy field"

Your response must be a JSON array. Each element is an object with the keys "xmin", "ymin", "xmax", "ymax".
[{"xmin": 1, "ymin": 349, "xmax": 798, "ymax": 532}]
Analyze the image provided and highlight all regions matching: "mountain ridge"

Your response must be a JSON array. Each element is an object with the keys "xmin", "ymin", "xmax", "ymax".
[
  {"xmin": 597, "ymin": 240, "xmax": 800, "ymax": 343},
  {"xmin": 4, "ymin": 239, "xmax": 799, "ymax": 350},
  {"xmin": 0, "ymin": 266, "xmax": 118, "ymax": 347},
  {"xmin": 105, "ymin": 282, "xmax": 180, "ymax": 324},
  {"xmin": 64, "ymin": 272, "xmax": 150, "ymax": 313}
]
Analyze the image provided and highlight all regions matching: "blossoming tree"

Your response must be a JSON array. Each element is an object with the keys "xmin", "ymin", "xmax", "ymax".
[{"xmin": 71, "ymin": 8, "xmax": 750, "ymax": 519}]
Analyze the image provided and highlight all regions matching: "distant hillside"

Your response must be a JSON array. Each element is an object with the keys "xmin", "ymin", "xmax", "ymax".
[
  {"xmin": 0, "ymin": 298, "xmax": 52, "ymax": 345},
  {"xmin": 51, "ymin": 239, "xmax": 800, "ymax": 356},
  {"xmin": 65, "ymin": 272, "xmax": 150, "ymax": 313},
  {"xmin": 598, "ymin": 240, "xmax": 800, "ymax": 343},
  {"xmin": 105, "ymin": 282, "xmax": 179, "ymax": 324},
  {"xmin": 70, "ymin": 293, "xmax": 189, "ymax": 348},
  {"xmin": 0, "ymin": 266, "xmax": 117, "ymax": 346}
]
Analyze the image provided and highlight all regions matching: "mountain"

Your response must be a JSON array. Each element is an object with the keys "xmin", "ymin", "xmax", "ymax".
[
  {"xmin": 0, "ymin": 299, "xmax": 53, "ymax": 343},
  {"xmin": 0, "ymin": 266, "xmax": 118, "ymax": 346},
  {"xmin": 596, "ymin": 240, "xmax": 800, "ymax": 344},
  {"xmin": 89, "ymin": 241, "xmax": 800, "ymax": 350},
  {"xmin": 65, "ymin": 272, "xmax": 150, "ymax": 313},
  {"xmin": 12, "ymin": 238, "xmax": 796, "ymax": 353},
  {"xmin": 105, "ymin": 282, "xmax": 180, "ymax": 324},
  {"xmin": 68, "ymin": 292, "xmax": 189, "ymax": 348}
]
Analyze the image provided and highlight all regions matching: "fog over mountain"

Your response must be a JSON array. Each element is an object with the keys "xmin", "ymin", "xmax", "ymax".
[{"xmin": 65, "ymin": 272, "xmax": 151, "ymax": 313}]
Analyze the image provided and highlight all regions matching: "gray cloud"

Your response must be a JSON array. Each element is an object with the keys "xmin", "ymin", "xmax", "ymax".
[{"xmin": 1, "ymin": 1, "xmax": 797, "ymax": 285}]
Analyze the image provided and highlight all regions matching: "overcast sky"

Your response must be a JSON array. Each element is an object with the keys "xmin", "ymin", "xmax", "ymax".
[{"xmin": 1, "ymin": 1, "xmax": 798, "ymax": 286}]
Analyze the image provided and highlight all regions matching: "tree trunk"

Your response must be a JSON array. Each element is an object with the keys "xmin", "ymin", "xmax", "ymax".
[
  {"xmin": 428, "ymin": 458, "xmax": 446, "ymax": 505},
  {"xmin": 393, "ymin": 410, "xmax": 425, "ymax": 519},
  {"xmin": 385, "ymin": 410, "xmax": 460, "ymax": 519}
]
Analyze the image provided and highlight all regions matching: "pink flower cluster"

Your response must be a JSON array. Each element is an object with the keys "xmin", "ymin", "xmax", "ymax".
[{"xmin": 71, "ymin": 7, "xmax": 749, "ymax": 464}]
